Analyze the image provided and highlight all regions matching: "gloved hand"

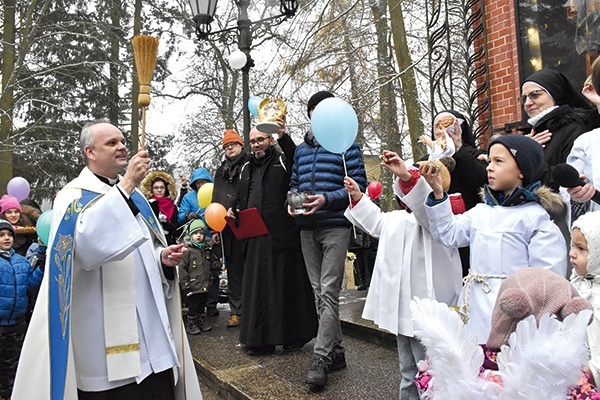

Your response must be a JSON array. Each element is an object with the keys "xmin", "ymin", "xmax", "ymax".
[
  {"xmin": 181, "ymin": 283, "xmax": 191, "ymax": 297},
  {"xmin": 31, "ymin": 245, "xmax": 47, "ymax": 271},
  {"xmin": 37, "ymin": 245, "xmax": 47, "ymax": 257},
  {"xmin": 186, "ymin": 212, "xmax": 200, "ymax": 221},
  {"xmin": 159, "ymin": 212, "xmax": 167, "ymax": 223}
]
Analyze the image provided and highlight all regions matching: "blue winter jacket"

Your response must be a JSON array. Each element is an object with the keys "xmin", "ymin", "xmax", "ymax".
[
  {"xmin": 290, "ymin": 133, "xmax": 367, "ymax": 229},
  {"xmin": 178, "ymin": 167, "xmax": 214, "ymax": 224},
  {"xmin": 0, "ymin": 249, "xmax": 43, "ymax": 326}
]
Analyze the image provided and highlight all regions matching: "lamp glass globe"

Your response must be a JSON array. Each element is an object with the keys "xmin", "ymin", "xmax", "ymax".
[{"xmin": 228, "ymin": 50, "xmax": 247, "ymax": 69}]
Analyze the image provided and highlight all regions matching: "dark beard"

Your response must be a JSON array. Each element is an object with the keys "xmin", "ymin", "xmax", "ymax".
[{"xmin": 253, "ymin": 144, "xmax": 272, "ymax": 159}]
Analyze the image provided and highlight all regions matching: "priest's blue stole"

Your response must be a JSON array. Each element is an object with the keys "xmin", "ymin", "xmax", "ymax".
[{"xmin": 49, "ymin": 188, "xmax": 166, "ymax": 400}]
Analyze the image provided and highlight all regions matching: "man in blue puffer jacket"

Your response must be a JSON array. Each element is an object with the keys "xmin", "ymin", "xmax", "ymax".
[
  {"xmin": 0, "ymin": 219, "xmax": 43, "ymax": 398},
  {"xmin": 290, "ymin": 90, "xmax": 367, "ymax": 388}
]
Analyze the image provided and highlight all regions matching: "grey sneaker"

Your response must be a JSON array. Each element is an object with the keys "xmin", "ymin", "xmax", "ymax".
[
  {"xmin": 305, "ymin": 356, "xmax": 327, "ymax": 386},
  {"xmin": 328, "ymin": 349, "xmax": 346, "ymax": 371}
]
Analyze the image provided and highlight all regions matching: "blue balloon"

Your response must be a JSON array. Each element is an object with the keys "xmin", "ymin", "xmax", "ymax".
[
  {"xmin": 248, "ymin": 96, "xmax": 262, "ymax": 117},
  {"xmin": 311, "ymin": 97, "xmax": 358, "ymax": 154}
]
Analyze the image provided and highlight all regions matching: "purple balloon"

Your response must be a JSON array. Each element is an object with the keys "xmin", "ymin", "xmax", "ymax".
[{"xmin": 7, "ymin": 177, "xmax": 30, "ymax": 202}]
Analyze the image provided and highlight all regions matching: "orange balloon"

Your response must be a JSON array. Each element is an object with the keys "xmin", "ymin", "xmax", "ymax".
[{"xmin": 205, "ymin": 203, "xmax": 227, "ymax": 232}]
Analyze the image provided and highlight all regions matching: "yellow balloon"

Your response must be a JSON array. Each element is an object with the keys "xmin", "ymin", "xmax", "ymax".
[{"xmin": 197, "ymin": 183, "xmax": 214, "ymax": 208}]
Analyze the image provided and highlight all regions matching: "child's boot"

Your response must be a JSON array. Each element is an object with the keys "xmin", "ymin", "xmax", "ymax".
[
  {"xmin": 185, "ymin": 315, "xmax": 201, "ymax": 335},
  {"xmin": 198, "ymin": 314, "xmax": 212, "ymax": 332}
]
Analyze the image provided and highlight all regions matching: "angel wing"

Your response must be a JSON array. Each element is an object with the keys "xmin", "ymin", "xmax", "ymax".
[
  {"xmin": 498, "ymin": 310, "xmax": 592, "ymax": 400},
  {"xmin": 410, "ymin": 297, "xmax": 501, "ymax": 399}
]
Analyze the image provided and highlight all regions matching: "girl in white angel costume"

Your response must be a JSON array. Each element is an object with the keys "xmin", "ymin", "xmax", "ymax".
[
  {"xmin": 570, "ymin": 210, "xmax": 600, "ymax": 385},
  {"xmin": 343, "ymin": 150, "xmax": 463, "ymax": 400}
]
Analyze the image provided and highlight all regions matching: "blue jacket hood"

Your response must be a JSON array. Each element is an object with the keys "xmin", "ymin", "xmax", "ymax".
[{"xmin": 190, "ymin": 167, "xmax": 214, "ymax": 189}]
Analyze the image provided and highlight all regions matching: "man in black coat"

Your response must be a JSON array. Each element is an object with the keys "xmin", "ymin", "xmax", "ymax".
[
  {"xmin": 212, "ymin": 130, "xmax": 248, "ymax": 328},
  {"xmin": 233, "ymin": 124, "xmax": 318, "ymax": 356}
]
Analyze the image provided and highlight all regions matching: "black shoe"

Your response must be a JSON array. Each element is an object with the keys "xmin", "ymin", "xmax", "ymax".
[
  {"xmin": 328, "ymin": 350, "xmax": 346, "ymax": 372},
  {"xmin": 305, "ymin": 356, "xmax": 327, "ymax": 387},
  {"xmin": 357, "ymin": 284, "xmax": 367, "ymax": 291},
  {"xmin": 283, "ymin": 340, "xmax": 307, "ymax": 352},
  {"xmin": 206, "ymin": 308, "xmax": 219, "ymax": 316},
  {"xmin": 185, "ymin": 315, "xmax": 201, "ymax": 335},
  {"xmin": 247, "ymin": 345, "xmax": 275, "ymax": 356}
]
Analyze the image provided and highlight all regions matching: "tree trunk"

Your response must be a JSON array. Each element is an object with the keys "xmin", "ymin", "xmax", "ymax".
[
  {"xmin": 371, "ymin": 0, "xmax": 402, "ymax": 211},
  {"xmin": 388, "ymin": 0, "xmax": 426, "ymax": 161},
  {"xmin": 109, "ymin": 0, "xmax": 121, "ymax": 127},
  {"xmin": 343, "ymin": 34, "xmax": 364, "ymax": 145},
  {"xmin": 0, "ymin": 0, "xmax": 16, "ymax": 193}
]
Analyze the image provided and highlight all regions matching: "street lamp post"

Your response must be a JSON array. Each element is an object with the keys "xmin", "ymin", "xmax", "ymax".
[{"xmin": 188, "ymin": 0, "xmax": 299, "ymax": 144}]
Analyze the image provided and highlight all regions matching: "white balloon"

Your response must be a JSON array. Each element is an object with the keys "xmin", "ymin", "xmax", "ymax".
[{"xmin": 228, "ymin": 50, "xmax": 247, "ymax": 69}]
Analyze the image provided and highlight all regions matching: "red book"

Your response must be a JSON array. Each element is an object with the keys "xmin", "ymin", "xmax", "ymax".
[{"xmin": 225, "ymin": 208, "xmax": 269, "ymax": 240}]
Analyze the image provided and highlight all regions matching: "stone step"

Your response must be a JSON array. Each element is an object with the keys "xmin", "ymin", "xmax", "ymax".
[
  {"xmin": 188, "ymin": 289, "xmax": 400, "ymax": 400},
  {"xmin": 338, "ymin": 289, "xmax": 397, "ymax": 349}
]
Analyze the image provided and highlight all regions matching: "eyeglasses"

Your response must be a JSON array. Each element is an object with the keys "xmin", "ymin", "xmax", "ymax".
[
  {"xmin": 249, "ymin": 137, "xmax": 268, "ymax": 146},
  {"xmin": 517, "ymin": 89, "xmax": 547, "ymax": 105},
  {"xmin": 152, "ymin": 186, "xmax": 165, "ymax": 190},
  {"xmin": 223, "ymin": 142, "xmax": 241, "ymax": 150}
]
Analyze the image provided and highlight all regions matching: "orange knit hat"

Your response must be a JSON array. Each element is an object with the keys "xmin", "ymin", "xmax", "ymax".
[{"xmin": 222, "ymin": 130, "xmax": 243, "ymax": 148}]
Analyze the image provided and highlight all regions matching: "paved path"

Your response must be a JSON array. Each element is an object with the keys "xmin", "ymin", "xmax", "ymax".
[{"xmin": 188, "ymin": 289, "xmax": 400, "ymax": 400}]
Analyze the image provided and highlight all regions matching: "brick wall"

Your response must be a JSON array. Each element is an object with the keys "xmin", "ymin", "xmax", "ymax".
[{"xmin": 476, "ymin": 0, "xmax": 523, "ymax": 141}]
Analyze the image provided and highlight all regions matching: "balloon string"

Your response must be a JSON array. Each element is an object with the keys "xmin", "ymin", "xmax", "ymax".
[
  {"xmin": 343, "ymin": 152, "xmax": 350, "ymax": 208},
  {"xmin": 220, "ymin": 232, "xmax": 226, "ymax": 266},
  {"xmin": 342, "ymin": 152, "xmax": 357, "ymax": 239}
]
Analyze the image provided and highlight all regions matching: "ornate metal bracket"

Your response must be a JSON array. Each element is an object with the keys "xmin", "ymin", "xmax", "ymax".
[
  {"xmin": 194, "ymin": 4, "xmax": 296, "ymax": 46},
  {"xmin": 426, "ymin": 0, "xmax": 492, "ymax": 142}
]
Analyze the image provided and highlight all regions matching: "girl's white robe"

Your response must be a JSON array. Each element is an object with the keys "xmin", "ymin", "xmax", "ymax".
[{"xmin": 345, "ymin": 177, "xmax": 462, "ymax": 336}]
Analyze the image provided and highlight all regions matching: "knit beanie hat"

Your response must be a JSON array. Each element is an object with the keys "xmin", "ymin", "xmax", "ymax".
[
  {"xmin": 572, "ymin": 210, "xmax": 600, "ymax": 275},
  {"xmin": 189, "ymin": 219, "xmax": 206, "ymax": 235},
  {"xmin": 488, "ymin": 134, "xmax": 543, "ymax": 186},
  {"xmin": 307, "ymin": 91, "xmax": 335, "ymax": 117},
  {"xmin": 0, "ymin": 194, "xmax": 21, "ymax": 214},
  {"xmin": 222, "ymin": 129, "xmax": 243, "ymax": 148},
  {"xmin": 486, "ymin": 267, "xmax": 592, "ymax": 349},
  {"xmin": 0, "ymin": 219, "xmax": 15, "ymax": 237}
]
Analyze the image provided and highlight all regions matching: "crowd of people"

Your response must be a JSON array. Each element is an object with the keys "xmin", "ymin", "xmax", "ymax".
[{"xmin": 4, "ymin": 63, "xmax": 600, "ymax": 399}]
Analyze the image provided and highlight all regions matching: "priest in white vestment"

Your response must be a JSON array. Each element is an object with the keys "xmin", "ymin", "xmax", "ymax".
[{"xmin": 12, "ymin": 121, "xmax": 202, "ymax": 400}]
